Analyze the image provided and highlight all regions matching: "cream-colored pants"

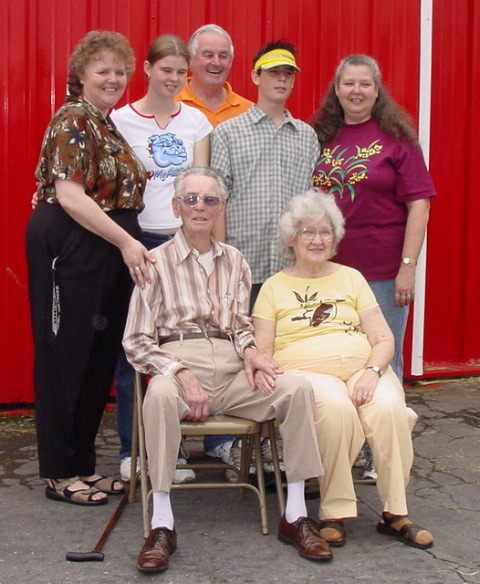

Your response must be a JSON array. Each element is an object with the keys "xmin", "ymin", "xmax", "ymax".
[
  {"xmin": 292, "ymin": 367, "xmax": 418, "ymax": 519},
  {"xmin": 143, "ymin": 338, "xmax": 323, "ymax": 492}
]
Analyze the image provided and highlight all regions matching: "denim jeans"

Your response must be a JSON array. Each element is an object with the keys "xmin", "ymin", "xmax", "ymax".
[
  {"xmin": 368, "ymin": 279, "xmax": 409, "ymax": 382},
  {"xmin": 115, "ymin": 348, "xmax": 136, "ymax": 460}
]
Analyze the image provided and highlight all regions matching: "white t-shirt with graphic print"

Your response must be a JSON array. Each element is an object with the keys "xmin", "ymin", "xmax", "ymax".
[{"xmin": 112, "ymin": 103, "xmax": 212, "ymax": 230}]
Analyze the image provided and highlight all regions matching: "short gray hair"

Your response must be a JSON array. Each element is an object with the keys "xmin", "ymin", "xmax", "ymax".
[
  {"xmin": 173, "ymin": 166, "xmax": 228, "ymax": 200},
  {"xmin": 188, "ymin": 24, "xmax": 234, "ymax": 58},
  {"xmin": 278, "ymin": 189, "xmax": 345, "ymax": 261}
]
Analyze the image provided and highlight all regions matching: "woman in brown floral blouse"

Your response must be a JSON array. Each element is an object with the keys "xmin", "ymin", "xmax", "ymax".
[{"xmin": 26, "ymin": 30, "xmax": 154, "ymax": 506}]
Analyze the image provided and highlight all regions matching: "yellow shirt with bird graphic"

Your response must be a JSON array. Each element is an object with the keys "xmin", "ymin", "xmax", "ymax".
[{"xmin": 253, "ymin": 266, "xmax": 378, "ymax": 380}]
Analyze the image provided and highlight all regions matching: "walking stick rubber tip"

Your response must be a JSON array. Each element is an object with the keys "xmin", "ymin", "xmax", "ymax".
[{"xmin": 65, "ymin": 551, "xmax": 105, "ymax": 562}]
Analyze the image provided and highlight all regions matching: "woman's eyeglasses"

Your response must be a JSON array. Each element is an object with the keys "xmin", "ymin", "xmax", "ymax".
[
  {"xmin": 175, "ymin": 194, "xmax": 222, "ymax": 208},
  {"xmin": 297, "ymin": 227, "xmax": 334, "ymax": 241}
]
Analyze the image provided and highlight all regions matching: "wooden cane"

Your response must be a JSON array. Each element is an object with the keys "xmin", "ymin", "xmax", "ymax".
[{"xmin": 65, "ymin": 488, "xmax": 129, "ymax": 562}]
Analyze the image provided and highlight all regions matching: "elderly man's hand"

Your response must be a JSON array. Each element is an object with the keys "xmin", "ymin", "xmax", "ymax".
[
  {"xmin": 176, "ymin": 368, "xmax": 210, "ymax": 421},
  {"xmin": 244, "ymin": 348, "xmax": 283, "ymax": 394}
]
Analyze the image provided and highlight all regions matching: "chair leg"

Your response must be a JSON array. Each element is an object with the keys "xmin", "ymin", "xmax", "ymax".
[
  {"xmin": 131, "ymin": 377, "xmax": 269, "ymax": 536},
  {"xmin": 253, "ymin": 432, "xmax": 269, "ymax": 535},
  {"xmin": 236, "ymin": 434, "xmax": 254, "ymax": 501},
  {"xmin": 134, "ymin": 371, "xmax": 151, "ymax": 538},
  {"xmin": 267, "ymin": 420, "xmax": 285, "ymax": 515},
  {"xmin": 129, "ymin": 378, "xmax": 140, "ymax": 504}
]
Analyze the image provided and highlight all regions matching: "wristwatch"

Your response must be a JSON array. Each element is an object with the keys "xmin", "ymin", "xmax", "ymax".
[
  {"xmin": 366, "ymin": 365, "xmax": 382, "ymax": 376},
  {"xmin": 245, "ymin": 343, "xmax": 257, "ymax": 351},
  {"xmin": 401, "ymin": 257, "xmax": 417, "ymax": 265}
]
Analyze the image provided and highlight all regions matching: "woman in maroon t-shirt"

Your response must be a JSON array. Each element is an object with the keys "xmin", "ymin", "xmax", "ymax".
[{"xmin": 310, "ymin": 54, "xmax": 435, "ymax": 383}]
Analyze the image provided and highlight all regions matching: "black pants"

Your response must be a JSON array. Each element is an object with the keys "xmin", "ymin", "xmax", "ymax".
[{"xmin": 25, "ymin": 202, "xmax": 141, "ymax": 478}]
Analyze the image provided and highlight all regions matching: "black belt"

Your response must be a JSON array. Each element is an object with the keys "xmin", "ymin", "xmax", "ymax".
[{"xmin": 159, "ymin": 331, "xmax": 233, "ymax": 345}]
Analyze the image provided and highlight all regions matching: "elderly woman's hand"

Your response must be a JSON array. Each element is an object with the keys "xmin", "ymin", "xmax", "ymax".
[
  {"xmin": 351, "ymin": 368, "xmax": 380, "ymax": 407},
  {"xmin": 244, "ymin": 348, "xmax": 283, "ymax": 394},
  {"xmin": 253, "ymin": 369, "xmax": 277, "ymax": 396}
]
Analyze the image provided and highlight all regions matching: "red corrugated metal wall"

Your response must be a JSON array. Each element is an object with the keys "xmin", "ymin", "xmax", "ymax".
[
  {"xmin": 426, "ymin": 0, "xmax": 480, "ymax": 372},
  {"xmin": 1, "ymin": 0, "xmax": 478, "ymax": 404}
]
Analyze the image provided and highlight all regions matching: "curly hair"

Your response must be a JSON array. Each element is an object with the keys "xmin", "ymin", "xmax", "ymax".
[
  {"xmin": 278, "ymin": 189, "xmax": 345, "ymax": 262},
  {"xmin": 310, "ymin": 54, "xmax": 418, "ymax": 144},
  {"xmin": 68, "ymin": 30, "xmax": 136, "ymax": 98}
]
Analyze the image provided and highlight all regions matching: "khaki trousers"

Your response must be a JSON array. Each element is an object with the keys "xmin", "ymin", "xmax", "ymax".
[
  {"xmin": 143, "ymin": 338, "xmax": 323, "ymax": 492},
  {"xmin": 293, "ymin": 368, "xmax": 418, "ymax": 519}
]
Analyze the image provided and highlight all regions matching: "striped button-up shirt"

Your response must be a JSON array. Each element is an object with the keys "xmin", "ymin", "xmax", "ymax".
[
  {"xmin": 123, "ymin": 229, "xmax": 255, "ymax": 377},
  {"xmin": 211, "ymin": 105, "xmax": 320, "ymax": 284}
]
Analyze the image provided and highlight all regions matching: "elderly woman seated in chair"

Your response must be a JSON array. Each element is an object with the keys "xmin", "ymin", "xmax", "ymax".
[{"xmin": 252, "ymin": 189, "xmax": 433, "ymax": 550}]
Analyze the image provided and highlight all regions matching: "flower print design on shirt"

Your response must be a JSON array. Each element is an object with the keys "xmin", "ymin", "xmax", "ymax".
[
  {"xmin": 313, "ymin": 140, "xmax": 382, "ymax": 201},
  {"xmin": 291, "ymin": 286, "xmax": 345, "ymax": 327},
  {"xmin": 64, "ymin": 123, "xmax": 87, "ymax": 150}
]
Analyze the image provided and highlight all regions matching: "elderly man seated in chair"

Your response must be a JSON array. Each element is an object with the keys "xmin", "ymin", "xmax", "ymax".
[{"xmin": 123, "ymin": 166, "xmax": 333, "ymax": 573}]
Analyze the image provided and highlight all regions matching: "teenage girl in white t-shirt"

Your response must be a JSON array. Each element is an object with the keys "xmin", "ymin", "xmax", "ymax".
[{"xmin": 111, "ymin": 35, "xmax": 213, "ymax": 482}]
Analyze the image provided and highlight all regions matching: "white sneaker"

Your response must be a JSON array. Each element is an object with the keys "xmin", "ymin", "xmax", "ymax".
[
  {"xmin": 173, "ymin": 458, "xmax": 196, "ymax": 484},
  {"xmin": 360, "ymin": 460, "xmax": 378, "ymax": 482},
  {"xmin": 120, "ymin": 456, "xmax": 140, "ymax": 482},
  {"xmin": 205, "ymin": 440, "xmax": 239, "ymax": 483},
  {"xmin": 354, "ymin": 445, "xmax": 368, "ymax": 468},
  {"xmin": 358, "ymin": 443, "xmax": 377, "ymax": 482},
  {"xmin": 205, "ymin": 440, "xmax": 234, "ymax": 463},
  {"xmin": 260, "ymin": 437, "xmax": 285, "ymax": 473},
  {"xmin": 173, "ymin": 442, "xmax": 196, "ymax": 484},
  {"xmin": 227, "ymin": 438, "xmax": 260, "ymax": 482}
]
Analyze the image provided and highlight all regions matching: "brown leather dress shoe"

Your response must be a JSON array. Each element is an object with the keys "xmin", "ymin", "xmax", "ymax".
[
  {"xmin": 278, "ymin": 514, "xmax": 333, "ymax": 561},
  {"xmin": 136, "ymin": 527, "xmax": 177, "ymax": 573}
]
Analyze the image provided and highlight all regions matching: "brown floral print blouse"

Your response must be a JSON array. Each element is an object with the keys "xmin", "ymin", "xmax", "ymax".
[{"xmin": 35, "ymin": 96, "xmax": 146, "ymax": 211}]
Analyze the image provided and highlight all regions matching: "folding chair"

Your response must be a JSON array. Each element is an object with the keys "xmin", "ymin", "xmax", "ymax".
[{"xmin": 129, "ymin": 371, "xmax": 285, "ymax": 538}]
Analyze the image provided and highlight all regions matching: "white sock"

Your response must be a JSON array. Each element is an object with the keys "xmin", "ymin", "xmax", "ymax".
[
  {"xmin": 285, "ymin": 480, "xmax": 307, "ymax": 523},
  {"xmin": 151, "ymin": 491, "xmax": 174, "ymax": 530}
]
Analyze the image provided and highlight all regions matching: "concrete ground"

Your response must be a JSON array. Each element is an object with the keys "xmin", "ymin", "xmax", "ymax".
[{"xmin": 0, "ymin": 377, "xmax": 479, "ymax": 584}]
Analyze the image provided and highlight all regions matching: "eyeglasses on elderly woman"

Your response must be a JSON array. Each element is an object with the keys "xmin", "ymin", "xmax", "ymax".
[{"xmin": 297, "ymin": 226, "xmax": 334, "ymax": 241}]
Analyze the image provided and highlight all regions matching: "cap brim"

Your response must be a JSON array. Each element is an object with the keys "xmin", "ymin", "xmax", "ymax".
[{"xmin": 260, "ymin": 62, "xmax": 301, "ymax": 72}]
